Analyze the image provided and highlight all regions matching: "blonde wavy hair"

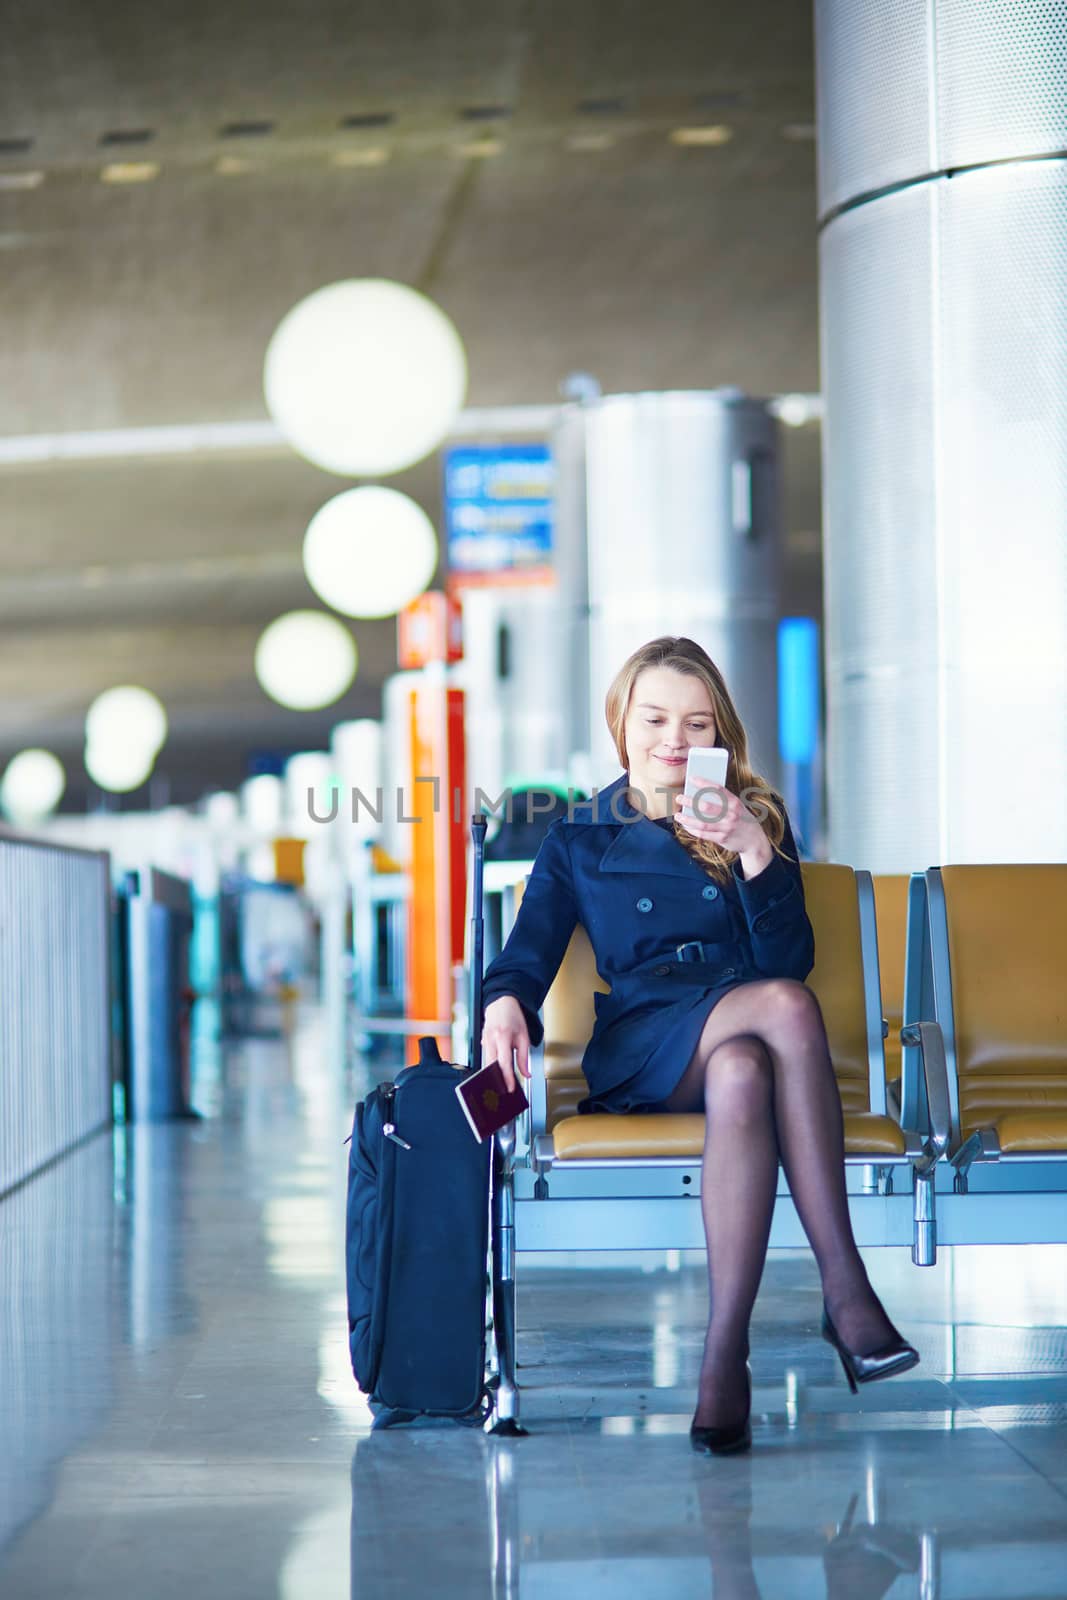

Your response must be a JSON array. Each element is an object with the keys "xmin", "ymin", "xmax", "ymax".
[{"xmin": 604, "ymin": 636, "xmax": 788, "ymax": 884}]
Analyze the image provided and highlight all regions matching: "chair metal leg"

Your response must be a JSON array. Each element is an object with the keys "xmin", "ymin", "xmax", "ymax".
[
  {"xmin": 912, "ymin": 1168, "xmax": 937, "ymax": 1266},
  {"xmin": 491, "ymin": 1127, "xmax": 527, "ymax": 1435}
]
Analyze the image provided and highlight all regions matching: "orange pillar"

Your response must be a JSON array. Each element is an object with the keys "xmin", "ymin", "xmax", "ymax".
[{"xmin": 401, "ymin": 595, "xmax": 466, "ymax": 1060}]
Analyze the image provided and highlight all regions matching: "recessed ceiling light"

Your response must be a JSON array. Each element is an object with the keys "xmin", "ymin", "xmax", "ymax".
[
  {"xmin": 100, "ymin": 162, "xmax": 160, "ymax": 184},
  {"xmin": 692, "ymin": 91, "xmax": 746, "ymax": 109},
  {"xmin": 456, "ymin": 138, "xmax": 503, "ymax": 158},
  {"xmin": 0, "ymin": 170, "xmax": 44, "ymax": 190},
  {"xmin": 566, "ymin": 133, "xmax": 615, "ymax": 153},
  {"xmin": 670, "ymin": 125, "xmax": 733, "ymax": 147},
  {"xmin": 215, "ymin": 156, "xmax": 254, "ymax": 176},
  {"xmin": 220, "ymin": 120, "xmax": 275, "ymax": 139},
  {"xmin": 577, "ymin": 97, "xmax": 625, "ymax": 116},
  {"xmin": 783, "ymin": 122, "xmax": 817, "ymax": 141},
  {"xmin": 339, "ymin": 112, "xmax": 394, "ymax": 129},
  {"xmin": 333, "ymin": 147, "xmax": 390, "ymax": 168},
  {"xmin": 100, "ymin": 128, "xmax": 155, "ymax": 146}
]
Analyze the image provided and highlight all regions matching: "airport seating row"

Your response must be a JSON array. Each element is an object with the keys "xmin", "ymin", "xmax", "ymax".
[{"xmin": 482, "ymin": 859, "xmax": 1067, "ymax": 1427}]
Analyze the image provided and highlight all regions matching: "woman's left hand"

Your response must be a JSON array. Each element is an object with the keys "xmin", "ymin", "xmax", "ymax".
[{"xmin": 674, "ymin": 785, "xmax": 772, "ymax": 870}]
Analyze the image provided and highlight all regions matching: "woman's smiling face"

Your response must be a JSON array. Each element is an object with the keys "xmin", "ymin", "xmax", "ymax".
[{"xmin": 624, "ymin": 665, "xmax": 719, "ymax": 817}]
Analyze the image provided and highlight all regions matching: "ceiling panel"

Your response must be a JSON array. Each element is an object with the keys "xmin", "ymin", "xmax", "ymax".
[{"xmin": 0, "ymin": 0, "xmax": 821, "ymax": 809}]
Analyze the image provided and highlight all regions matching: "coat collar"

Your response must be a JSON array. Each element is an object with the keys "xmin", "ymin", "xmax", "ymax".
[
  {"xmin": 565, "ymin": 771, "xmax": 635, "ymax": 824},
  {"xmin": 567, "ymin": 772, "xmax": 708, "ymax": 880}
]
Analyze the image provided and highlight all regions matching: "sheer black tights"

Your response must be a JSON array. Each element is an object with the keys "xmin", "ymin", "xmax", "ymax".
[{"xmin": 661, "ymin": 980, "xmax": 904, "ymax": 1429}]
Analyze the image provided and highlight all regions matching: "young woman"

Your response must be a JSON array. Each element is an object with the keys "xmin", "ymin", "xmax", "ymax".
[{"xmin": 481, "ymin": 636, "xmax": 918, "ymax": 1455}]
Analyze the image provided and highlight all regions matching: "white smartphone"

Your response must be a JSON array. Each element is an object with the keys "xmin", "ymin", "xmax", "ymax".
[{"xmin": 684, "ymin": 746, "xmax": 730, "ymax": 799}]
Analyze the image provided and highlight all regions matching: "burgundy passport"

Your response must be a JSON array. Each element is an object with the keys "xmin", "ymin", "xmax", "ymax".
[{"xmin": 455, "ymin": 1058, "xmax": 529, "ymax": 1143}]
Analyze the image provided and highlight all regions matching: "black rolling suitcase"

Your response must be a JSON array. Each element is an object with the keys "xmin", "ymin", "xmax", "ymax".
[{"xmin": 345, "ymin": 814, "xmax": 494, "ymax": 1426}]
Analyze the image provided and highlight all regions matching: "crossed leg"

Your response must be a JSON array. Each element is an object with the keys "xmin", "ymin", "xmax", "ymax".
[{"xmin": 661, "ymin": 978, "xmax": 905, "ymax": 1429}]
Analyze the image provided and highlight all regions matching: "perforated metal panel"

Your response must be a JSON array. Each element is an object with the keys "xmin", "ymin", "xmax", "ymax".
[
  {"xmin": 819, "ymin": 1, "xmax": 1067, "ymax": 868},
  {"xmin": 820, "ymin": 160, "xmax": 1067, "ymax": 868},
  {"xmin": 816, "ymin": 0, "xmax": 1067, "ymax": 214},
  {"xmin": 583, "ymin": 393, "xmax": 783, "ymax": 784},
  {"xmin": 815, "ymin": 0, "xmax": 932, "ymax": 216},
  {"xmin": 936, "ymin": 160, "xmax": 1067, "ymax": 861},
  {"xmin": 818, "ymin": 185, "xmax": 941, "ymax": 870},
  {"xmin": 937, "ymin": 0, "xmax": 1067, "ymax": 169}
]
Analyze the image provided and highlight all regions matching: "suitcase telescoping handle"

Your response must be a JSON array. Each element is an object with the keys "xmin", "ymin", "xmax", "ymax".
[{"xmin": 469, "ymin": 812, "xmax": 488, "ymax": 1076}]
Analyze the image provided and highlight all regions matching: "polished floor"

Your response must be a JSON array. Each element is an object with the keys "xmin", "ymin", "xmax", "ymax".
[{"xmin": 2, "ymin": 1006, "xmax": 1067, "ymax": 1599}]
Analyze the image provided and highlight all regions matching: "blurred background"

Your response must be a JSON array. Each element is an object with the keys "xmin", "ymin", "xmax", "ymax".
[
  {"xmin": 3, "ymin": 0, "xmax": 1065, "ymax": 1073},
  {"xmin": 0, "ymin": 0, "xmax": 833, "ymax": 1079},
  {"xmin": 0, "ymin": 0, "xmax": 822, "ymax": 809}
]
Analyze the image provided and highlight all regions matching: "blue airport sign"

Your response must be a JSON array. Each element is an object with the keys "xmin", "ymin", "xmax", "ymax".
[{"xmin": 443, "ymin": 443, "xmax": 554, "ymax": 574}]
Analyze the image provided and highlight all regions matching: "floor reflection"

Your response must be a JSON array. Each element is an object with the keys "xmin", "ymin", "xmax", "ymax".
[
  {"xmin": 0, "ymin": 1144, "xmax": 115, "ymax": 1553},
  {"xmin": 347, "ymin": 1427, "xmax": 1062, "ymax": 1600},
  {"xmin": 2, "ymin": 1007, "xmax": 1066, "ymax": 1599},
  {"xmin": 819, "ymin": 1494, "xmax": 925, "ymax": 1600}
]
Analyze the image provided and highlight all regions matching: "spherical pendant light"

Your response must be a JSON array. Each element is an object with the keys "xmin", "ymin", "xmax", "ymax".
[
  {"xmin": 85, "ymin": 686, "xmax": 167, "ymax": 758},
  {"xmin": 254, "ymin": 610, "xmax": 358, "ymax": 711},
  {"xmin": 263, "ymin": 279, "xmax": 468, "ymax": 476},
  {"xmin": 0, "ymin": 748, "xmax": 66, "ymax": 823},
  {"xmin": 85, "ymin": 740, "xmax": 155, "ymax": 794},
  {"xmin": 302, "ymin": 486, "xmax": 438, "ymax": 618}
]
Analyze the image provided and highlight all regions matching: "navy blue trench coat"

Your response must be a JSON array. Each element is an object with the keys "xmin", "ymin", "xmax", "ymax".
[{"xmin": 480, "ymin": 771, "xmax": 816, "ymax": 1112}]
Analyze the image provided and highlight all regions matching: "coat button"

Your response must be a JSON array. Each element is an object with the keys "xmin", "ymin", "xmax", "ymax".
[
  {"xmin": 654, "ymin": 964, "xmax": 670, "ymax": 977},
  {"xmin": 636, "ymin": 896, "xmax": 653, "ymax": 913},
  {"xmin": 702, "ymin": 884, "xmax": 719, "ymax": 901}
]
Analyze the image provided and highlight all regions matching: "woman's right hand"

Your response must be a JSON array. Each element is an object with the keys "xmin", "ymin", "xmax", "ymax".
[{"xmin": 481, "ymin": 996, "xmax": 531, "ymax": 1094}]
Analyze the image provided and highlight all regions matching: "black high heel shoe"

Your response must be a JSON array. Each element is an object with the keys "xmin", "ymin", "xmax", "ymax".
[
  {"xmin": 821, "ymin": 1303, "xmax": 920, "ymax": 1393},
  {"xmin": 690, "ymin": 1360, "xmax": 752, "ymax": 1455}
]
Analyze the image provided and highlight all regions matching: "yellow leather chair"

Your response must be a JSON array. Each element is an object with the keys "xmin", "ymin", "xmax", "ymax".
[
  {"xmin": 508, "ymin": 870, "xmax": 940, "ymax": 1267},
  {"xmin": 523, "ymin": 864, "xmax": 923, "ymax": 1170},
  {"xmin": 486, "ymin": 862, "xmax": 947, "ymax": 1432},
  {"xmin": 911, "ymin": 865, "xmax": 1067, "ymax": 1187}
]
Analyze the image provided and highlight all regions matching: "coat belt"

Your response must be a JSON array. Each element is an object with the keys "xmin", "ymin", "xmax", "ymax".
[{"xmin": 625, "ymin": 941, "xmax": 746, "ymax": 983}]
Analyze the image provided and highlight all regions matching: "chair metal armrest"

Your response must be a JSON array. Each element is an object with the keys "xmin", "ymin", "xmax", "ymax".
[
  {"xmin": 949, "ymin": 1127, "xmax": 1001, "ymax": 1180},
  {"xmin": 509, "ymin": 1094, "xmax": 533, "ymax": 1168},
  {"xmin": 900, "ymin": 1021, "xmax": 951, "ymax": 1173},
  {"xmin": 495, "ymin": 1118, "xmax": 517, "ymax": 1173},
  {"xmin": 528, "ymin": 1036, "xmax": 548, "ymax": 1138}
]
